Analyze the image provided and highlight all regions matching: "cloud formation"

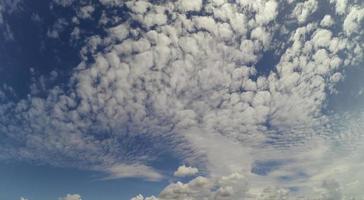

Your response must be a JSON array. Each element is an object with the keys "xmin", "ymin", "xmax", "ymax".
[
  {"xmin": 0, "ymin": 0, "xmax": 363, "ymax": 197},
  {"xmin": 59, "ymin": 194, "xmax": 82, "ymax": 200},
  {"xmin": 133, "ymin": 162, "xmax": 364, "ymax": 200},
  {"xmin": 103, "ymin": 164, "xmax": 163, "ymax": 181},
  {"xmin": 173, "ymin": 165, "xmax": 199, "ymax": 177}
]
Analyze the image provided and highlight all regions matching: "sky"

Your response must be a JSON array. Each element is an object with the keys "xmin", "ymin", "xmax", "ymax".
[{"xmin": 0, "ymin": 0, "xmax": 363, "ymax": 199}]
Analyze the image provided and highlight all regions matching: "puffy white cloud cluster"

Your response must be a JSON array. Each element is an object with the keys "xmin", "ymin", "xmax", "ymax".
[
  {"xmin": 177, "ymin": 0, "xmax": 203, "ymax": 12},
  {"xmin": 320, "ymin": 15, "xmax": 335, "ymax": 27},
  {"xmin": 133, "ymin": 172, "xmax": 250, "ymax": 200},
  {"xmin": 343, "ymin": 6, "xmax": 364, "ymax": 36},
  {"xmin": 133, "ymin": 162, "xmax": 364, "ymax": 200},
  {"xmin": 0, "ymin": 0, "xmax": 363, "ymax": 195},
  {"xmin": 173, "ymin": 165, "xmax": 199, "ymax": 177},
  {"xmin": 131, "ymin": 195, "xmax": 158, "ymax": 200},
  {"xmin": 291, "ymin": 0, "xmax": 318, "ymax": 23},
  {"xmin": 331, "ymin": 0, "xmax": 349, "ymax": 15}
]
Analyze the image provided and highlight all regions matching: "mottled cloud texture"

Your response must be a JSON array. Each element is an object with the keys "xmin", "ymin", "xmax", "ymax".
[{"xmin": 1, "ymin": 0, "xmax": 364, "ymax": 199}]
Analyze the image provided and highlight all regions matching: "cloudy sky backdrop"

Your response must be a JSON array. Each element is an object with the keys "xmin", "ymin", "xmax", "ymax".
[{"xmin": 0, "ymin": 0, "xmax": 363, "ymax": 199}]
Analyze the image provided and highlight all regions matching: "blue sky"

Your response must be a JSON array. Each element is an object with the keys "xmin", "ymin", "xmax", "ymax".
[
  {"xmin": 0, "ymin": 0, "xmax": 363, "ymax": 199},
  {"xmin": 0, "ymin": 162, "xmax": 169, "ymax": 200}
]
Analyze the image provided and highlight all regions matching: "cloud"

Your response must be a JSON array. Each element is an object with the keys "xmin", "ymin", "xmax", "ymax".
[
  {"xmin": 47, "ymin": 18, "xmax": 68, "ymax": 39},
  {"xmin": 77, "ymin": 5, "xmax": 95, "ymax": 19},
  {"xmin": 59, "ymin": 194, "xmax": 82, "ymax": 200},
  {"xmin": 21, "ymin": 194, "xmax": 83, "ymax": 200},
  {"xmin": 0, "ymin": 0, "xmax": 363, "ymax": 193},
  {"xmin": 331, "ymin": 0, "xmax": 348, "ymax": 15},
  {"xmin": 343, "ymin": 6, "xmax": 364, "ymax": 36},
  {"xmin": 133, "ymin": 149, "xmax": 364, "ymax": 199},
  {"xmin": 103, "ymin": 164, "xmax": 163, "ymax": 181},
  {"xmin": 177, "ymin": 0, "xmax": 203, "ymax": 12},
  {"xmin": 320, "ymin": 15, "xmax": 335, "ymax": 28},
  {"xmin": 53, "ymin": 0, "xmax": 74, "ymax": 7},
  {"xmin": 156, "ymin": 172, "xmax": 249, "ymax": 200},
  {"xmin": 0, "ymin": 0, "xmax": 22, "ymax": 40},
  {"xmin": 0, "ymin": 0, "xmax": 22, "ymax": 13},
  {"xmin": 130, "ymin": 170, "xmax": 340, "ymax": 200},
  {"xmin": 291, "ymin": 0, "xmax": 318, "ymax": 23},
  {"xmin": 173, "ymin": 165, "xmax": 199, "ymax": 177},
  {"xmin": 131, "ymin": 195, "xmax": 158, "ymax": 200}
]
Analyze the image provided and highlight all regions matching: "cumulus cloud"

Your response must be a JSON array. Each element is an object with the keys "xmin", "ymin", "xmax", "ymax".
[
  {"xmin": 133, "ymin": 172, "xmax": 249, "ymax": 200},
  {"xmin": 78, "ymin": 5, "xmax": 95, "ymax": 19},
  {"xmin": 177, "ymin": 0, "xmax": 203, "ymax": 12},
  {"xmin": 173, "ymin": 165, "xmax": 199, "ymax": 177},
  {"xmin": 59, "ymin": 194, "xmax": 82, "ymax": 200},
  {"xmin": 133, "ymin": 144, "xmax": 364, "ymax": 200},
  {"xmin": 0, "ymin": 0, "xmax": 363, "ymax": 196},
  {"xmin": 343, "ymin": 6, "xmax": 364, "ymax": 36},
  {"xmin": 131, "ymin": 195, "xmax": 158, "ymax": 200},
  {"xmin": 291, "ymin": 0, "xmax": 318, "ymax": 23},
  {"xmin": 331, "ymin": 0, "xmax": 348, "ymax": 15},
  {"xmin": 320, "ymin": 15, "xmax": 335, "ymax": 27}
]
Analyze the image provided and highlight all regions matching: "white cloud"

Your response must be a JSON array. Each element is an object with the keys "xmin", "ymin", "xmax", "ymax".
[
  {"xmin": 20, "ymin": 197, "xmax": 28, "ymax": 200},
  {"xmin": 131, "ymin": 195, "xmax": 158, "ymax": 200},
  {"xmin": 126, "ymin": 1, "xmax": 150, "ymax": 14},
  {"xmin": 182, "ymin": 128, "xmax": 255, "ymax": 176},
  {"xmin": 291, "ymin": 0, "xmax": 318, "ymax": 23},
  {"xmin": 78, "ymin": 5, "xmax": 95, "ymax": 19},
  {"xmin": 103, "ymin": 164, "xmax": 163, "ymax": 181},
  {"xmin": 59, "ymin": 194, "xmax": 82, "ymax": 200},
  {"xmin": 174, "ymin": 165, "xmax": 199, "ymax": 177},
  {"xmin": 157, "ymin": 173, "xmax": 248, "ymax": 200},
  {"xmin": 134, "ymin": 144, "xmax": 364, "ymax": 199},
  {"xmin": 251, "ymin": 26, "xmax": 272, "ymax": 50},
  {"xmin": 252, "ymin": 0, "xmax": 279, "ymax": 25},
  {"xmin": 320, "ymin": 15, "xmax": 334, "ymax": 27},
  {"xmin": 108, "ymin": 23, "xmax": 129, "ymax": 41},
  {"xmin": 0, "ymin": 0, "xmax": 363, "ymax": 194},
  {"xmin": 343, "ymin": 7, "xmax": 364, "ymax": 36},
  {"xmin": 177, "ymin": 0, "xmax": 203, "ymax": 12},
  {"xmin": 331, "ymin": 0, "xmax": 348, "ymax": 15}
]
